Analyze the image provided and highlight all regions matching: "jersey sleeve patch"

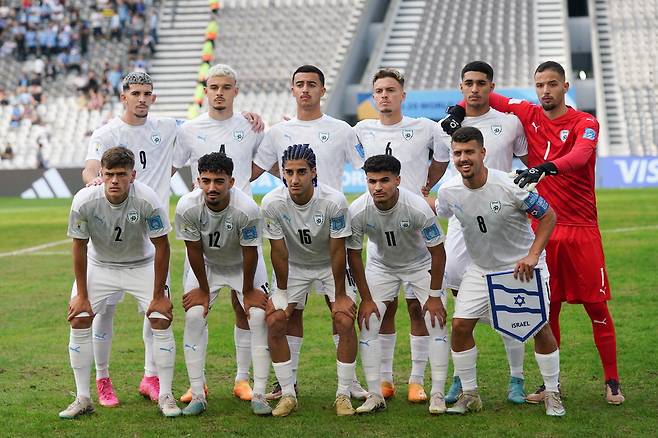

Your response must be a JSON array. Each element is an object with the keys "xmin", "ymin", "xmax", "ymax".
[
  {"xmin": 147, "ymin": 215, "xmax": 164, "ymax": 232},
  {"xmin": 355, "ymin": 143, "xmax": 365, "ymax": 159},
  {"xmin": 523, "ymin": 192, "xmax": 549, "ymax": 218},
  {"xmin": 421, "ymin": 223, "xmax": 442, "ymax": 241},
  {"xmin": 242, "ymin": 225, "xmax": 258, "ymax": 240},
  {"xmin": 583, "ymin": 128, "xmax": 597, "ymax": 140},
  {"xmin": 330, "ymin": 214, "xmax": 346, "ymax": 232}
]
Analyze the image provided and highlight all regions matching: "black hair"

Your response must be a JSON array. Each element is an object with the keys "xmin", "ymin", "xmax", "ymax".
[
  {"xmin": 281, "ymin": 144, "xmax": 317, "ymax": 186},
  {"xmin": 461, "ymin": 61, "xmax": 494, "ymax": 82},
  {"xmin": 292, "ymin": 65, "xmax": 325, "ymax": 86},
  {"xmin": 198, "ymin": 152, "xmax": 234, "ymax": 176},
  {"xmin": 363, "ymin": 154, "xmax": 401, "ymax": 176},
  {"xmin": 451, "ymin": 126, "xmax": 484, "ymax": 148},
  {"xmin": 535, "ymin": 61, "xmax": 566, "ymax": 80}
]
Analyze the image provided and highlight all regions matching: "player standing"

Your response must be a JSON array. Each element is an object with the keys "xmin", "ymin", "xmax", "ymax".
[
  {"xmin": 61, "ymin": 147, "xmax": 179, "ymax": 419},
  {"xmin": 435, "ymin": 127, "xmax": 564, "ymax": 416},
  {"xmin": 253, "ymin": 64, "xmax": 366, "ymax": 399},
  {"xmin": 347, "ymin": 155, "xmax": 449, "ymax": 415},
  {"xmin": 175, "ymin": 152, "xmax": 271, "ymax": 416},
  {"xmin": 442, "ymin": 61, "xmax": 624, "ymax": 404},
  {"xmin": 82, "ymin": 72, "xmax": 178, "ymax": 407},
  {"xmin": 436, "ymin": 61, "xmax": 530, "ymax": 405},
  {"xmin": 173, "ymin": 64, "xmax": 265, "ymax": 403},
  {"xmin": 353, "ymin": 68, "xmax": 449, "ymax": 402},
  {"xmin": 262, "ymin": 145, "xmax": 358, "ymax": 416}
]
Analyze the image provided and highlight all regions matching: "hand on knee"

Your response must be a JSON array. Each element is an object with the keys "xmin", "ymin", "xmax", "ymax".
[
  {"xmin": 149, "ymin": 316, "xmax": 171, "ymax": 330},
  {"xmin": 70, "ymin": 316, "xmax": 93, "ymax": 329},
  {"xmin": 334, "ymin": 312, "xmax": 355, "ymax": 336}
]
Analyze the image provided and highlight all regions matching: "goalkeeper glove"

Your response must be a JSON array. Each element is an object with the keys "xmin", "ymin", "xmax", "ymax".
[
  {"xmin": 440, "ymin": 105, "xmax": 466, "ymax": 136},
  {"xmin": 513, "ymin": 162, "xmax": 558, "ymax": 191}
]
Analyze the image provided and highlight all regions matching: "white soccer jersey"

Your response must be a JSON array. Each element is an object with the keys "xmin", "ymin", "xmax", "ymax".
[
  {"xmin": 253, "ymin": 114, "xmax": 364, "ymax": 191},
  {"xmin": 437, "ymin": 108, "xmax": 527, "ymax": 172},
  {"xmin": 261, "ymin": 183, "xmax": 351, "ymax": 267},
  {"xmin": 175, "ymin": 187, "xmax": 262, "ymax": 268},
  {"xmin": 354, "ymin": 116, "xmax": 450, "ymax": 195},
  {"xmin": 67, "ymin": 181, "xmax": 171, "ymax": 268},
  {"xmin": 87, "ymin": 116, "xmax": 179, "ymax": 206},
  {"xmin": 173, "ymin": 113, "xmax": 263, "ymax": 196},
  {"xmin": 347, "ymin": 187, "xmax": 445, "ymax": 272},
  {"xmin": 436, "ymin": 169, "xmax": 545, "ymax": 270}
]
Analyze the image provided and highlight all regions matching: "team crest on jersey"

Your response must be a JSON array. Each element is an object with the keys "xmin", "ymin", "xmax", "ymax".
[
  {"xmin": 402, "ymin": 129, "xmax": 414, "ymax": 141},
  {"xmin": 233, "ymin": 130, "xmax": 245, "ymax": 142},
  {"xmin": 400, "ymin": 219, "xmax": 410, "ymax": 229},
  {"xmin": 319, "ymin": 132, "xmax": 330, "ymax": 143},
  {"xmin": 490, "ymin": 201, "xmax": 501, "ymax": 213},
  {"xmin": 314, "ymin": 212, "xmax": 325, "ymax": 225},
  {"xmin": 151, "ymin": 133, "xmax": 161, "ymax": 145},
  {"xmin": 225, "ymin": 217, "xmax": 233, "ymax": 231},
  {"xmin": 491, "ymin": 125, "xmax": 503, "ymax": 136},
  {"xmin": 560, "ymin": 129, "xmax": 569, "ymax": 142},
  {"xmin": 127, "ymin": 209, "xmax": 140, "ymax": 223}
]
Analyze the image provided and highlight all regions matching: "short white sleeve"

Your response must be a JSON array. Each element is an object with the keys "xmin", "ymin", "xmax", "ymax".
[
  {"xmin": 261, "ymin": 203, "xmax": 285, "ymax": 240},
  {"xmin": 253, "ymin": 130, "xmax": 278, "ymax": 171}
]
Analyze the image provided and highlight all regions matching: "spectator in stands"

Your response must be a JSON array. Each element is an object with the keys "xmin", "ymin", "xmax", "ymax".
[
  {"xmin": 1, "ymin": 142, "xmax": 14, "ymax": 160},
  {"xmin": 148, "ymin": 10, "xmax": 158, "ymax": 44},
  {"xmin": 90, "ymin": 8, "xmax": 104, "ymax": 39},
  {"xmin": 67, "ymin": 47, "xmax": 82, "ymax": 74},
  {"xmin": 13, "ymin": 24, "xmax": 27, "ymax": 61},
  {"xmin": 79, "ymin": 22, "xmax": 90, "ymax": 56},
  {"xmin": 44, "ymin": 58, "xmax": 58, "ymax": 81},
  {"xmin": 10, "ymin": 105, "xmax": 23, "ymax": 128},
  {"xmin": 110, "ymin": 12, "xmax": 121, "ymax": 41},
  {"xmin": 107, "ymin": 63, "xmax": 123, "ymax": 96},
  {"xmin": 0, "ymin": 86, "xmax": 9, "ymax": 106},
  {"xmin": 36, "ymin": 140, "xmax": 47, "ymax": 169}
]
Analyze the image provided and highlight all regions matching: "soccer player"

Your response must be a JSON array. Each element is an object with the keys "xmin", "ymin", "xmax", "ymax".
[
  {"xmin": 253, "ymin": 64, "xmax": 366, "ymax": 399},
  {"xmin": 173, "ymin": 63, "xmax": 265, "ymax": 403},
  {"xmin": 353, "ymin": 68, "xmax": 450, "ymax": 402},
  {"xmin": 347, "ymin": 154, "xmax": 449, "ymax": 415},
  {"xmin": 261, "ymin": 145, "xmax": 358, "ymax": 416},
  {"xmin": 60, "ymin": 147, "xmax": 179, "ymax": 419},
  {"xmin": 442, "ymin": 61, "xmax": 625, "ymax": 404},
  {"xmin": 82, "ymin": 71, "xmax": 178, "ymax": 406},
  {"xmin": 436, "ymin": 127, "xmax": 564, "ymax": 417},
  {"xmin": 175, "ymin": 152, "xmax": 271, "ymax": 416},
  {"xmin": 436, "ymin": 61, "xmax": 530, "ymax": 405}
]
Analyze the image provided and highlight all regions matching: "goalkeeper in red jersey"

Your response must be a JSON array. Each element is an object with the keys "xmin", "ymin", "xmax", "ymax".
[{"xmin": 441, "ymin": 61, "xmax": 624, "ymax": 405}]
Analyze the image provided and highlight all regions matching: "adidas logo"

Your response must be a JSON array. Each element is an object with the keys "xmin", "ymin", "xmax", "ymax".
[{"xmin": 21, "ymin": 168, "xmax": 72, "ymax": 199}]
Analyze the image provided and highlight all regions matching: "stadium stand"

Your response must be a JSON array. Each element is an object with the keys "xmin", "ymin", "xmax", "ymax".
[
  {"xmin": 591, "ymin": 0, "xmax": 657, "ymax": 156},
  {"xmin": 151, "ymin": 0, "xmax": 366, "ymax": 124},
  {"xmin": 362, "ymin": 0, "xmax": 571, "ymax": 90},
  {"xmin": 0, "ymin": 0, "xmax": 161, "ymax": 169}
]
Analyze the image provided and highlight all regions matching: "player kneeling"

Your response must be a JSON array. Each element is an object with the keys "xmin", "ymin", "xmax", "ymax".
[
  {"xmin": 175, "ymin": 152, "xmax": 271, "ymax": 416},
  {"xmin": 347, "ymin": 155, "xmax": 450, "ymax": 415},
  {"xmin": 436, "ymin": 127, "xmax": 564, "ymax": 417},
  {"xmin": 61, "ymin": 147, "xmax": 179, "ymax": 419},
  {"xmin": 261, "ymin": 145, "xmax": 358, "ymax": 416}
]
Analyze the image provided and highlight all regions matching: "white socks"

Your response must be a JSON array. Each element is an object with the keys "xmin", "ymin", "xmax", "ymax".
[
  {"xmin": 69, "ymin": 327, "xmax": 93, "ymax": 398},
  {"xmin": 92, "ymin": 305, "xmax": 115, "ymax": 380},
  {"xmin": 234, "ymin": 326, "xmax": 251, "ymax": 382},
  {"xmin": 502, "ymin": 335, "xmax": 525, "ymax": 379},
  {"xmin": 143, "ymin": 316, "xmax": 157, "ymax": 377},
  {"xmin": 183, "ymin": 306, "xmax": 207, "ymax": 396},
  {"xmin": 286, "ymin": 335, "xmax": 303, "ymax": 383},
  {"xmin": 535, "ymin": 349, "xmax": 560, "ymax": 392},
  {"xmin": 424, "ymin": 313, "xmax": 449, "ymax": 396},
  {"xmin": 452, "ymin": 346, "xmax": 478, "ymax": 392},
  {"xmin": 409, "ymin": 334, "xmax": 429, "ymax": 385},
  {"xmin": 272, "ymin": 360, "xmax": 296, "ymax": 397},
  {"xmin": 152, "ymin": 327, "xmax": 176, "ymax": 397},
  {"xmin": 359, "ymin": 301, "xmax": 387, "ymax": 396},
  {"xmin": 379, "ymin": 332, "xmax": 396, "ymax": 383},
  {"xmin": 337, "ymin": 360, "xmax": 356, "ymax": 397},
  {"xmin": 248, "ymin": 307, "xmax": 270, "ymax": 397}
]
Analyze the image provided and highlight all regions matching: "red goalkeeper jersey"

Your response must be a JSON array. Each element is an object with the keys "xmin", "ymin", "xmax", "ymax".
[{"xmin": 487, "ymin": 93, "xmax": 600, "ymax": 226}]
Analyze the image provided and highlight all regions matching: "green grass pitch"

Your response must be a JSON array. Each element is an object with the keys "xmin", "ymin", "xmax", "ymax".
[{"xmin": 0, "ymin": 189, "xmax": 657, "ymax": 437}]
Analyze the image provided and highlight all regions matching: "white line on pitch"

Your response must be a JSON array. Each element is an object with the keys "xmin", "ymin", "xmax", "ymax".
[
  {"xmin": 602, "ymin": 224, "xmax": 658, "ymax": 234},
  {"xmin": 0, "ymin": 239, "xmax": 70, "ymax": 258}
]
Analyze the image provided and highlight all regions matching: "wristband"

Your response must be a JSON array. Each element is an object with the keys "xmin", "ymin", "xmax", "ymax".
[
  {"xmin": 429, "ymin": 288, "xmax": 446, "ymax": 298},
  {"xmin": 272, "ymin": 287, "xmax": 288, "ymax": 311}
]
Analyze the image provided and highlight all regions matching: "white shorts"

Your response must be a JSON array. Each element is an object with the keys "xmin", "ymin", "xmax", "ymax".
[
  {"xmin": 366, "ymin": 262, "xmax": 442, "ymax": 307},
  {"xmin": 184, "ymin": 255, "xmax": 269, "ymax": 311},
  {"xmin": 104, "ymin": 272, "xmax": 171, "ymax": 308},
  {"xmin": 70, "ymin": 263, "xmax": 169, "ymax": 316},
  {"xmin": 273, "ymin": 263, "xmax": 357, "ymax": 310},
  {"xmin": 454, "ymin": 263, "xmax": 550, "ymax": 321},
  {"xmin": 444, "ymin": 216, "xmax": 471, "ymax": 291}
]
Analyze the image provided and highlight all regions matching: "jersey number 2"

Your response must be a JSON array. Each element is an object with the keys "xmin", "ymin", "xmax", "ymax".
[{"xmin": 114, "ymin": 226, "xmax": 123, "ymax": 242}]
